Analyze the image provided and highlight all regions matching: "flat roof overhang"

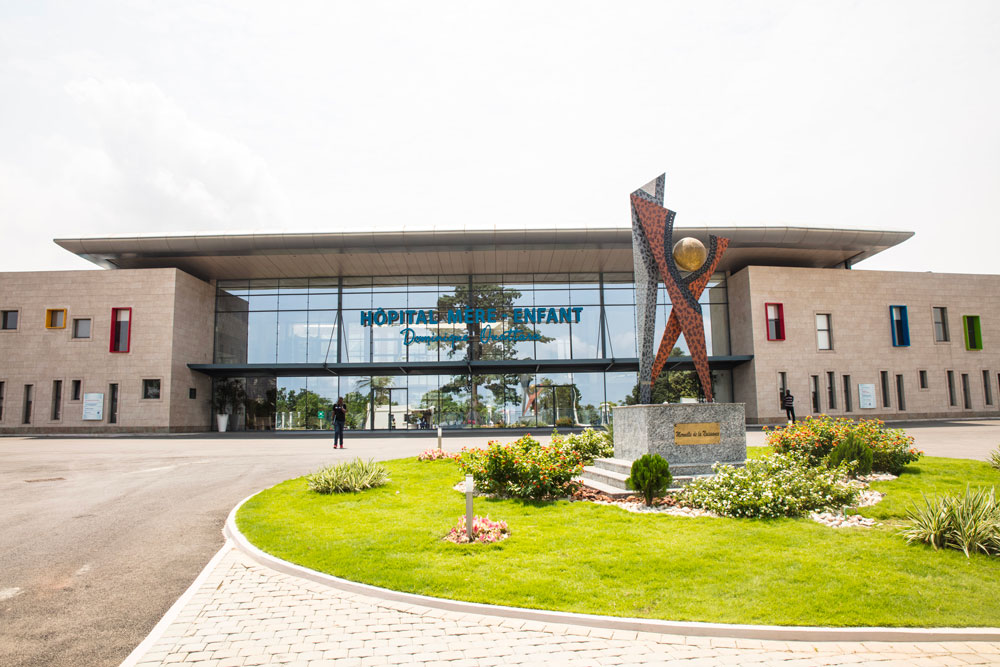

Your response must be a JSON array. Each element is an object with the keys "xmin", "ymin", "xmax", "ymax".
[
  {"xmin": 56, "ymin": 227, "xmax": 913, "ymax": 281},
  {"xmin": 187, "ymin": 355, "xmax": 753, "ymax": 378}
]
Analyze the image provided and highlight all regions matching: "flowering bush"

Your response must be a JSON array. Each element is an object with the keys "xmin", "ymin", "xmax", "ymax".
[
  {"xmin": 678, "ymin": 452, "xmax": 858, "ymax": 518},
  {"xmin": 445, "ymin": 514, "xmax": 510, "ymax": 544},
  {"xmin": 766, "ymin": 416, "xmax": 922, "ymax": 474},
  {"xmin": 550, "ymin": 427, "xmax": 614, "ymax": 464},
  {"xmin": 417, "ymin": 448, "xmax": 459, "ymax": 462},
  {"xmin": 458, "ymin": 434, "xmax": 584, "ymax": 499}
]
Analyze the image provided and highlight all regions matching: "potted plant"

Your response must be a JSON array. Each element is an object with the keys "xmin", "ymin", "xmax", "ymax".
[{"xmin": 213, "ymin": 378, "xmax": 246, "ymax": 433}]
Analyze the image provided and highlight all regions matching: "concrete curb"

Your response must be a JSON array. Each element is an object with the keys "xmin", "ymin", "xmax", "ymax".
[{"xmin": 226, "ymin": 491, "xmax": 1000, "ymax": 643}]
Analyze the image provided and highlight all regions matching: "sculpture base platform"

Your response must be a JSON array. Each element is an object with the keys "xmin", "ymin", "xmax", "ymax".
[{"xmin": 579, "ymin": 403, "xmax": 746, "ymax": 495}]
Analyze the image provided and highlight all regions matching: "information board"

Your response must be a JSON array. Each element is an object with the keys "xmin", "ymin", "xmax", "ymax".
[
  {"xmin": 674, "ymin": 422, "xmax": 721, "ymax": 445},
  {"xmin": 858, "ymin": 383, "xmax": 877, "ymax": 409},
  {"xmin": 82, "ymin": 393, "xmax": 104, "ymax": 420}
]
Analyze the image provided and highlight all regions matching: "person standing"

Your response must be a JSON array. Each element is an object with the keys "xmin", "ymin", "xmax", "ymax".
[
  {"xmin": 332, "ymin": 397, "xmax": 347, "ymax": 449},
  {"xmin": 782, "ymin": 390, "xmax": 796, "ymax": 423}
]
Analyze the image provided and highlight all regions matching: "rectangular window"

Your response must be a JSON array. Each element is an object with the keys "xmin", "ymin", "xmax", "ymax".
[
  {"xmin": 777, "ymin": 371, "xmax": 787, "ymax": 409},
  {"xmin": 108, "ymin": 383, "xmax": 119, "ymax": 424},
  {"xmin": 811, "ymin": 375, "xmax": 820, "ymax": 413},
  {"xmin": 0, "ymin": 381, "xmax": 4, "ymax": 420},
  {"xmin": 826, "ymin": 371, "xmax": 836, "ymax": 410},
  {"xmin": 919, "ymin": 370, "xmax": 928, "ymax": 389},
  {"xmin": 933, "ymin": 307, "xmax": 950, "ymax": 342},
  {"xmin": 110, "ymin": 308, "xmax": 131, "ymax": 353},
  {"xmin": 895, "ymin": 374, "xmax": 906, "ymax": 411},
  {"xmin": 142, "ymin": 379, "xmax": 161, "ymax": 400},
  {"xmin": 51, "ymin": 380, "xmax": 62, "ymax": 420},
  {"xmin": 889, "ymin": 305, "xmax": 910, "ymax": 346},
  {"xmin": 22, "ymin": 384, "xmax": 33, "ymax": 424},
  {"xmin": 189, "ymin": 387, "xmax": 197, "ymax": 400},
  {"xmin": 1, "ymin": 310, "xmax": 18, "ymax": 330},
  {"xmin": 962, "ymin": 373, "xmax": 972, "ymax": 409},
  {"xmin": 963, "ymin": 315, "xmax": 983, "ymax": 350},
  {"xmin": 45, "ymin": 309, "xmax": 67, "ymax": 329},
  {"xmin": 947, "ymin": 371, "xmax": 956, "ymax": 406},
  {"xmin": 816, "ymin": 314, "xmax": 833, "ymax": 350},
  {"xmin": 880, "ymin": 371, "xmax": 891, "ymax": 408},
  {"xmin": 766, "ymin": 303, "xmax": 785, "ymax": 341},
  {"xmin": 984, "ymin": 370, "xmax": 993, "ymax": 406},
  {"xmin": 71, "ymin": 380, "xmax": 82, "ymax": 401},
  {"xmin": 843, "ymin": 374, "xmax": 852, "ymax": 412},
  {"xmin": 72, "ymin": 318, "xmax": 91, "ymax": 339}
]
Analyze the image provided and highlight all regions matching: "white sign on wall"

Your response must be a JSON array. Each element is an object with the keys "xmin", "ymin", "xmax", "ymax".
[
  {"xmin": 858, "ymin": 384, "xmax": 877, "ymax": 409},
  {"xmin": 82, "ymin": 393, "xmax": 104, "ymax": 420}
]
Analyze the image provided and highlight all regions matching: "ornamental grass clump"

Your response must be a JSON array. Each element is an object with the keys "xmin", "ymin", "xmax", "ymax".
[
  {"xmin": 626, "ymin": 454, "xmax": 673, "ymax": 505},
  {"xmin": 458, "ymin": 434, "xmax": 584, "ymax": 499},
  {"xmin": 307, "ymin": 458, "xmax": 390, "ymax": 494},
  {"xmin": 766, "ymin": 415, "xmax": 921, "ymax": 474},
  {"xmin": 990, "ymin": 446, "xmax": 1000, "ymax": 472},
  {"xmin": 902, "ymin": 487, "xmax": 1000, "ymax": 558},
  {"xmin": 678, "ymin": 452, "xmax": 858, "ymax": 518},
  {"xmin": 444, "ymin": 515, "xmax": 510, "ymax": 544}
]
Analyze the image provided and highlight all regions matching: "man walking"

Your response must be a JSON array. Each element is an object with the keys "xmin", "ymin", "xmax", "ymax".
[
  {"xmin": 782, "ymin": 390, "xmax": 796, "ymax": 423},
  {"xmin": 332, "ymin": 397, "xmax": 347, "ymax": 448}
]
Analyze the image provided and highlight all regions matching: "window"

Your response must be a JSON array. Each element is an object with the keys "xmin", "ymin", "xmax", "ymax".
[
  {"xmin": 810, "ymin": 375, "xmax": 820, "ymax": 412},
  {"xmin": 110, "ymin": 308, "xmax": 131, "ymax": 353},
  {"xmin": 889, "ymin": 306, "xmax": 909, "ymax": 347},
  {"xmin": 826, "ymin": 371, "xmax": 836, "ymax": 410},
  {"xmin": 142, "ymin": 379, "xmax": 161, "ymax": 400},
  {"xmin": 933, "ymin": 307, "xmax": 949, "ymax": 342},
  {"xmin": 984, "ymin": 370, "xmax": 993, "ymax": 406},
  {"xmin": 765, "ymin": 303, "xmax": 785, "ymax": 341},
  {"xmin": 45, "ymin": 309, "xmax": 66, "ymax": 329},
  {"xmin": 189, "ymin": 387, "xmax": 197, "ymax": 399},
  {"xmin": 919, "ymin": 370, "xmax": 928, "ymax": 389},
  {"xmin": 843, "ymin": 374, "xmax": 852, "ymax": 412},
  {"xmin": 816, "ymin": 314, "xmax": 833, "ymax": 350},
  {"xmin": 777, "ymin": 371, "xmax": 787, "ymax": 409},
  {"xmin": 947, "ymin": 371, "xmax": 956, "ymax": 406},
  {"xmin": 1, "ymin": 310, "xmax": 18, "ymax": 330},
  {"xmin": 880, "ymin": 371, "xmax": 891, "ymax": 408},
  {"xmin": 51, "ymin": 380, "xmax": 62, "ymax": 420},
  {"xmin": 22, "ymin": 384, "xmax": 33, "ymax": 424},
  {"xmin": 895, "ymin": 374, "xmax": 906, "ymax": 411},
  {"xmin": 963, "ymin": 315, "xmax": 983, "ymax": 350},
  {"xmin": 0, "ymin": 381, "xmax": 4, "ymax": 420},
  {"xmin": 962, "ymin": 373, "xmax": 972, "ymax": 409},
  {"xmin": 71, "ymin": 380, "xmax": 82, "ymax": 401},
  {"xmin": 72, "ymin": 318, "xmax": 91, "ymax": 339}
]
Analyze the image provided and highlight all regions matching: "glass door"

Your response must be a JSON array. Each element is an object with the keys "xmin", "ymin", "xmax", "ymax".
[{"xmin": 387, "ymin": 387, "xmax": 408, "ymax": 430}]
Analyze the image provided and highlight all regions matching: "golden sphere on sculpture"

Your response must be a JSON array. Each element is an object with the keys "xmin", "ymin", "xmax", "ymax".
[{"xmin": 672, "ymin": 237, "xmax": 707, "ymax": 271}]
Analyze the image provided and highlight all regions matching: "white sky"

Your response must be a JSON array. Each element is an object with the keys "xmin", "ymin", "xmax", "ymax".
[{"xmin": 1, "ymin": 1, "xmax": 998, "ymax": 274}]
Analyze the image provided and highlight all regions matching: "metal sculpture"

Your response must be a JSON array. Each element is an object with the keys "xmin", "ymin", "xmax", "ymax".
[{"xmin": 630, "ymin": 175, "xmax": 729, "ymax": 403}]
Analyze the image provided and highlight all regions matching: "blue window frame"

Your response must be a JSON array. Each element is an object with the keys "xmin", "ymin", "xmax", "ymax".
[{"xmin": 890, "ymin": 305, "xmax": 910, "ymax": 347}]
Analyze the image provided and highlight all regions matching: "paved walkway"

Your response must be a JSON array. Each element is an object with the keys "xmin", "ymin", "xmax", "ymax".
[{"xmin": 127, "ymin": 544, "xmax": 1000, "ymax": 666}]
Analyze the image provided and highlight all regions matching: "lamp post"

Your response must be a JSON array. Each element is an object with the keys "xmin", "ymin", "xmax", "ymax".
[
  {"xmin": 437, "ymin": 425, "xmax": 442, "ymax": 451},
  {"xmin": 465, "ymin": 474, "xmax": 475, "ymax": 542}
]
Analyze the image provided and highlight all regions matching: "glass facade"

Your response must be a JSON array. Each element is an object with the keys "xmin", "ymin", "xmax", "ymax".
[{"xmin": 212, "ymin": 272, "xmax": 732, "ymax": 430}]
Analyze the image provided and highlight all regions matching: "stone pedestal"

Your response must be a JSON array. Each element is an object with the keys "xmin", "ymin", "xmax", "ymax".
[
  {"xmin": 613, "ymin": 402, "xmax": 746, "ymax": 475},
  {"xmin": 579, "ymin": 403, "xmax": 746, "ymax": 495}
]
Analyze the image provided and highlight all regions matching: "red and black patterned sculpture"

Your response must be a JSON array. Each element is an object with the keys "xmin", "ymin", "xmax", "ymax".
[{"xmin": 630, "ymin": 175, "xmax": 729, "ymax": 403}]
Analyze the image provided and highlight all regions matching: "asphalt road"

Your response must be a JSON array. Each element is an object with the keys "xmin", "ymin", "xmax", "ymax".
[
  {"xmin": 0, "ymin": 433, "xmax": 441, "ymax": 667},
  {"xmin": 1, "ymin": 421, "xmax": 997, "ymax": 667}
]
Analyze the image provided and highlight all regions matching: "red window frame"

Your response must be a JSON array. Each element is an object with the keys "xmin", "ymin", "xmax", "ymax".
[
  {"xmin": 765, "ymin": 302, "xmax": 785, "ymax": 341},
  {"xmin": 110, "ymin": 307, "xmax": 132, "ymax": 353}
]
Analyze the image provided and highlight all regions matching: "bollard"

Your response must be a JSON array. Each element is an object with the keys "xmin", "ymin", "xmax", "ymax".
[
  {"xmin": 437, "ymin": 426, "xmax": 443, "ymax": 451},
  {"xmin": 465, "ymin": 474, "xmax": 475, "ymax": 542}
]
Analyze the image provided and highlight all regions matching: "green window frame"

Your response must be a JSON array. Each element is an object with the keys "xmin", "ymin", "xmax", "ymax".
[{"xmin": 963, "ymin": 315, "xmax": 983, "ymax": 351}]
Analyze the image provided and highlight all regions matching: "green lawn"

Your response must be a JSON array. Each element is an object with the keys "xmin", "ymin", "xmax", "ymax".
[{"xmin": 236, "ymin": 448, "xmax": 1000, "ymax": 627}]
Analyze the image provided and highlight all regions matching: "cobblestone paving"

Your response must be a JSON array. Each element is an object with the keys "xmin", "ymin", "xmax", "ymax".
[{"xmin": 131, "ymin": 546, "xmax": 1000, "ymax": 666}]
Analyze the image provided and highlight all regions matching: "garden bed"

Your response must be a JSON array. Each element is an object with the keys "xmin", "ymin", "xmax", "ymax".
[{"xmin": 236, "ymin": 449, "xmax": 1000, "ymax": 627}]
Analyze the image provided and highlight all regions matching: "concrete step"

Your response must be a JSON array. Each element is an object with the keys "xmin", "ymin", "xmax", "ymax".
[{"xmin": 581, "ymin": 464, "xmax": 629, "ymax": 489}]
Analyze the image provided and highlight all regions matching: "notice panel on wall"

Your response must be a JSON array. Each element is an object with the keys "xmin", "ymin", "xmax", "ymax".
[
  {"xmin": 858, "ymin": 384, "xmax": 877, "ymax": 409},
  {"xmin": 82, "ymin": 393, "xmax": 104, "ymax": 420}
]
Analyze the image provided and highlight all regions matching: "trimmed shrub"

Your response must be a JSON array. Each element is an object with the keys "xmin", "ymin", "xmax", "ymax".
[
  {"xmin": 679, "ymin": 453, "xmax": 858, "ymax": 518},
  {"xmin": 767, "ymin": 416, "xmax": 921, "ymax": 474},
  {"xmin": 626, "ymin": 454, "xmax": 673, "ymax": 505},
  {"xmin": 553, "ymin": 427, "xmax": 614, "ymax": 464},
  {"xmin": 828, "ymin": 432, "xmax": 874, "ymax": 476},
  {"xmin": 458, "ymin": 434, "xmax": 584, "ymax": 499},
  {"xmin": 902, "ymin": 488, "xmax": 1000, "ymax": 558},
  {"xmin": 307, "ymin": 458, "xmax": 390, "ymax": 493}
]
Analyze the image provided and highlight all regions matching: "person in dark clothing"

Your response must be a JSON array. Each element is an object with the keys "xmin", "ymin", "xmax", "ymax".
[
  {"xmin": 782, "ymin": 390, "xmax": 796, "ymax": 423},
  {"xmin": 332, "ymin": 397, "xmax": 347, "ymax": 448}
]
